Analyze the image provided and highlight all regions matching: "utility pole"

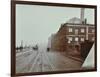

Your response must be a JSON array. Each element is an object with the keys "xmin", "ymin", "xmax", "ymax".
[
  {"xmin": 20, "ymin": 40, "xmax": 23, "ymax": 51},
  {"xmin": 21, "ymin": 40, "xmax": 23, "ymax": 48}
]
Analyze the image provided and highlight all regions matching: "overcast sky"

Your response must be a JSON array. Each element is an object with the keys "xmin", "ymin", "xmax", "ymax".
[{"xmin": 16, "ymin": 4, "xmax": 95, "ymax": 46}]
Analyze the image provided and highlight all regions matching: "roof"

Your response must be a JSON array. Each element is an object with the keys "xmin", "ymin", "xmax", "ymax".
[
  {"xmin": 67, "ymin": 17, "xmax": 82, "ymax": 24},
  {"xmin": 62, "ymin": 17, "xmax": 94, "ymax": 27}
]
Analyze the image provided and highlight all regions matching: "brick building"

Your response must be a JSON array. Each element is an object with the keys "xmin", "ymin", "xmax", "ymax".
[
  {"xmin": 64, "ymin": 22, "xmax": 95, "ymax": 45},
  {"xmin": 49, "ymin": 17, "xmax": 95, "ymax": 52},
  {"xmin": 50, "ymin": 25, "xmax": 67, "ymax": 51}
]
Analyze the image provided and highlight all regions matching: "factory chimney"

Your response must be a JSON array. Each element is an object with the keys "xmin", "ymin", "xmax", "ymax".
[{"xmin": 80, "ymin": 8, "xmax": 85, "ymax": 24}]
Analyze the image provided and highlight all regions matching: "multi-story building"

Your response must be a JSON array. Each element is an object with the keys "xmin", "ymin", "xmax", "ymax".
[
  {"xmin": 64, "ymin": 22, "xmax": 95, "ymax": 46},
  {"xmin": 49, "ymin": 8, "xmax": 95, "ymax": 52},
  {"xmin": 49, "ymin": 17, "xmax": 95, "ymax": 52}
]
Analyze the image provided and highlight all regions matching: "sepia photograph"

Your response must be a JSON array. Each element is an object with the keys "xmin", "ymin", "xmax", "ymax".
[{"xmin": 11, "ymin": 1, "xmax": 97, "ymax": 76}]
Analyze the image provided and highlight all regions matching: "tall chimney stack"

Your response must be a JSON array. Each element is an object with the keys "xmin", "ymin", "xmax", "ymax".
[{"xmin": 80, "ymin": 8, "xmax": 85, "ymax": 24}]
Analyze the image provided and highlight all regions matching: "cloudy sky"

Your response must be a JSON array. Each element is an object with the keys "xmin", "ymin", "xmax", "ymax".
[{"xmin": 16, "ymin": 4, "xmax": 95, "ymax": 46}]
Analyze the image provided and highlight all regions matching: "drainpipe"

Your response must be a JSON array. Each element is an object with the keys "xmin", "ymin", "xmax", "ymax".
[{"xmin": 86, "ymin": 26, "xmax": 88, "ymax": 40}]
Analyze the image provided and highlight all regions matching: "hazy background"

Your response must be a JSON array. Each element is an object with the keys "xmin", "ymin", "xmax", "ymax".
[{"xmin": 16, "ymin": 4, "xmax": 95, "ymax": 46}]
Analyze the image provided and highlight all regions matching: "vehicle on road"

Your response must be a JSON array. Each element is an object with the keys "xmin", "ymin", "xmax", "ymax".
[
  {"xmin": 47, "ymin": 47, "xmax": 50, "ymax": 52},
  {"xmin": 33, "ymin": 45, "xmax": 38, "ymax": 50}
]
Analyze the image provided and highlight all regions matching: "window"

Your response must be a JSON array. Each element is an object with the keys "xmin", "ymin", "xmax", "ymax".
[
  {"xmin": 69, "ymin": 37, "xmax": 72, "ymax": 41},
  {"xmin": 92, "ymin": 37, "xmax": 95, "ymax": 41},
  {"xmin": 92, "ymin": 29, "xmax": 95, "ymax": 33},
  {"xmin": 81, "ymin": 28, "xmax": 85, "ymax": 33},
  {"xmin": 68, "ymin": 40, "xmax": 71, "ymax": 43},
  {"xmin": 75, "ymin": 29, "xmax": 78, "ymax": 34},
  {"xmin": 81, "ymin": 38, "xmax": 84, "ymax": 42},
  {"xmin": 68, "ymin": 37, "xmax": 72, "ymax": 43},
  {"xmin": 69, "ymin": 28, "xmax": 73, "ymax": 32},
  {"xmin": 75, "ymin": 37, "xmax": 78, "ymax": 41}
]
